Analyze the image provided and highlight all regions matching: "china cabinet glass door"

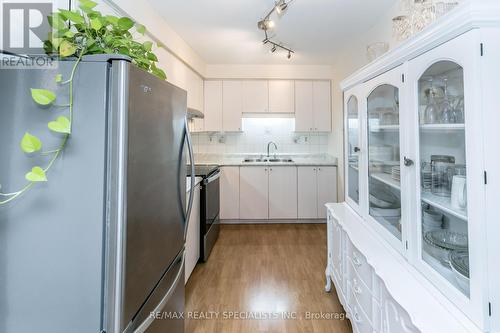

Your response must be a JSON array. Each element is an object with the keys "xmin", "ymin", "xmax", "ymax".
[
  {"xmin": 367, "ymin": 84, "xmax": 402, "ymax": 241},
  {"xmin": 347, "ymin": 96, "xmax": 360, "ymax": 204},
  {"xmin": 417, "ymin": 61, "xmax": 470, "ymax": 296}
]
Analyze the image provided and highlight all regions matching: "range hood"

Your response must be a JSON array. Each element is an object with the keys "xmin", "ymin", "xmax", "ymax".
[{"xmin": 187, "ymin": 108, "xmax": 204, "ymax": 119}]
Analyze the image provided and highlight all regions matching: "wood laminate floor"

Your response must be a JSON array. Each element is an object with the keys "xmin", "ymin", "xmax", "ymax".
[{"xmin": 185, "ymin": 224, "xmax": 352, "ymax": 333}]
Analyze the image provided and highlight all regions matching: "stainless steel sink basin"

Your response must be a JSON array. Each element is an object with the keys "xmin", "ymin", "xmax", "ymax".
[
  {"xmin": 243, "ymin": 158, "xmax": 266, "ymax": 162},
  {"xmin": 267, "ymin": 158, "xmax": 294, "ymax": 163}
]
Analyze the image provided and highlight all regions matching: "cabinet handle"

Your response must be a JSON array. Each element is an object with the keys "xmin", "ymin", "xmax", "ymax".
[
  {"xmin": 313, "ymin": 168, "xmax": 316, "ymax": 171},
  {"xmin": 318, "ymin": 167, "xmax": 321, "ymax": 171},
  {"xmin": 352, "ymin": 255, "xmax": 362, "ymax": 267},
  {"xmin": 353, "ymin": 279, "xmax": 362, "ymax": 294},
  {"xmin": 264, "ymin": 168, "xmax": 268, "ymax": 171},
  {"xmin": 354, "ymin": 147, "xmax": 361, "ymax": 153},
  {"xmin": 353, "ymin": 309, "xmax": 362, "ymax": 323},
  {"xmin": 270, "ymin": 168, "xmax": 273, "ymax": 171},
  {"xmin": 404, "ymin": 156, "xmax": 414, "ymax": 167}
]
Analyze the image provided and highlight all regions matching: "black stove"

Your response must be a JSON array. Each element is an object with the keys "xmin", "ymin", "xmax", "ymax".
[{"xmin": 190, "ymin": 164, "xmax": 220, "ymax": 262}]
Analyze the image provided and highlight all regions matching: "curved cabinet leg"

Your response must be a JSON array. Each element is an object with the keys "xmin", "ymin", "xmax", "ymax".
[{"xmin": 325, "ymin": 266, "xmax": 332, "ymax": 293}]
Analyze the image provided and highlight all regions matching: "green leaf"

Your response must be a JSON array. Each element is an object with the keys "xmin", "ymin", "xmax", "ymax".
[
  {"xmin": 117, "ymin": 17, "xmax": 134, "ymax": 30},
  {"xmin": 59, "ymin": 9, "xmax": 85, "ymax": 24},
  {"xmin": 90, "ymin": 17, "xmax": 102, "ymax": 30},
  {"xmin": 48, "ymin": 13, "xmax": 67, "ymax": 30},
  {"xmin": 136, "ymin": 23, "xmax": 146, "ymax": 35},
  {"xmin": 143, "ymin": 41, "xmax": 153, "ymax": 52},
  {"xmin": 25, "ymin": 167, "xmax": 47, "ymax": 182},
  {"xmin": 78, "ymin": 0, "xmax": 97, "ymax": 9},
  {"xmin": 63, "ymin": 30, "xmax": 75, "ymax": 38},
  {"xmin": 48, "ymin": 116, "xmax": 71, "ymax": 134},
  {"xmin": 59, "ymin": 40, "xmax": 77, "ymax": 57},
  {"xmin": 31, "ymin": 88, "xmax": 56, "ymax": 105},
  {"xmin": 104, "ymin": 15, "xmax": 119, "ymax": 26},
  {"xmin": 55, "ymin": 74, "xmax": 63, "ymax": 83},
  {"xmin": 152, "ymin": 67, "xmax": 167, "ymax": 80},
  {"xmin": 146, "ymin": 52, "xmax": 158, "ymax": 61},
  {"xmin": 20, "ymin": 132, "xmax": 42, "ymax": 153},
  {"xmin": 157, "ymin": 41, "xmax": 165, "ymax": 49}
]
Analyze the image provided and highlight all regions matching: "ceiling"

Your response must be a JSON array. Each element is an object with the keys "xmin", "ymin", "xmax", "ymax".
[{"xmin": 149, "ymin": 0, "xmax": 397, "ymax": 65}]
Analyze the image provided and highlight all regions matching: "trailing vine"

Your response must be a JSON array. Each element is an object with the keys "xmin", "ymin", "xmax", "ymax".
[{"xmin": 0, "ymin": 0, "xmax": 166, "ymax": 205}]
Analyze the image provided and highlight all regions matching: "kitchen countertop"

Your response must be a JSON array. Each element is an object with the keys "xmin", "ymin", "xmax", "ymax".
[{"xmin": 193, "ymin": 153, "xmax": 338, "ymax": 167}]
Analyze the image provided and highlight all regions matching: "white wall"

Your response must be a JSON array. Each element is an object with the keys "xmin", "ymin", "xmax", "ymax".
[
  {"xmin": 98, "ymin": 0, "xmax": 206, "ymax": 111},
  {"xmin": 328, "ymin": 2, "xmax": 401, "ymax": 201}
]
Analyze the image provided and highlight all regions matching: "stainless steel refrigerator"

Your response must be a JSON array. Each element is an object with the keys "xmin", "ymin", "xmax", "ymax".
[{"xmin": 0, "ymin": 55, "xmax": 195, "ymax": 333}]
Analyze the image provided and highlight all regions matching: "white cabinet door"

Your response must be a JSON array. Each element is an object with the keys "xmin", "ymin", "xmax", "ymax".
[
  {"xmin": 203, "ymin": 80, "xmax": 223, "ymax": 131},
  {"xmin": 243, "ymin": 80, "xmax": 268, "ymax": 113},
  {"xmin": 269, "ymin": 167, "xmax": 297, "ymax": 219},
  {"xmin": 220, "ymin": 166, "xmax": 240, "ymax": 220},
  {"xmin": 313, "ymin": 81, "xmax": 332, "ymax": 132},
  {"xmin": 222, "ymin": 80, "xmax": 243, "ymax": 132},
  {"xmin": 294, "ymin": 81, "xmax": 314, "ymax": 132},
  {"xmin": 239, "ymin": 167, "xmax": 269, "ymax": 219},
  {"xmin": 269, "ymin": 80, "xmax": 294, "ymax": 113},
  {"xmin": 185, "ymin": 183, "xmax": 200, "ymax": 284},
  {"xmin": 297, "ymin": 166, "xmax": 318, "ymax": 218},
  {"xmin": 317, "ymin": 167, "xmax": 338, "ymax": 218}
]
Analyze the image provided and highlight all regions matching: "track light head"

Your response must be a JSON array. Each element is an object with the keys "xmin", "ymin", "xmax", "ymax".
[
  {"xmin": 275, "ymin": 0, "xmax": 288, "ymax": 14},
  {"xmin": 270, "ymin": 45, "xmax": 277, "ymax": 53},
  {"xmin": 287, "ymin": 51, "xmax": 291, "ymax": 59},
  {"xmin": 258, "ymin": 19, "xmax": 275, "ymax": 31}
]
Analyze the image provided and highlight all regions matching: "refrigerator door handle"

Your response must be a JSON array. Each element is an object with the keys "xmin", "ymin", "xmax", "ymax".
[
  {"xmin": 132, "ymin": 252, "xmax": 185, "ymax": 333},
  {"xmin": 184, "ymin": 117, "xmax": 196, "ymax": 242}
]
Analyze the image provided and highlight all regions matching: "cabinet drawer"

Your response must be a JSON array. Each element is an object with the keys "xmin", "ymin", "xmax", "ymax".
[
  {"xmin": 350, "ymin": 292, "xmax": 375, "ymax": 333},
  {"xmin": 348, "ymin": 245, "xmax": 373, "ymax": 290},
  {"xmin": 350, "ymin": 262, "xmax": 374, "ymax": 321}
]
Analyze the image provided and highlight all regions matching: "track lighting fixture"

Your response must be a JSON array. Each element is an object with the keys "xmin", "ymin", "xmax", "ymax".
[{"xmin": 257, "ymin": 0, "xmax": 295, "ymax": 59}]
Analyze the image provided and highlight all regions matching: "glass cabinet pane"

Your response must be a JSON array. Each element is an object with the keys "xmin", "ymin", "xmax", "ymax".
[
  {"xmin": 347, "ymin": 96, "xmax": 360, "ymax": 204},
  {"xmin": 418, "ymin": 61, "xmax": 469, "ymax": 296},
  {"xmin": 367, "ymin": 85, "xmax": 402, "ymax": 240}
]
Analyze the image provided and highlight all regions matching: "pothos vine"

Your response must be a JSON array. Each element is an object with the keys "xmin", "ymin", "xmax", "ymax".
[{"xmin": 0, "ymin": 0, "xmax": 166, "ymax": 205}]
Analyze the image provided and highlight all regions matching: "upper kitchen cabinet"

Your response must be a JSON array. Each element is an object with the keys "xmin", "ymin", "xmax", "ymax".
[
  {"xmin": 313, "ymin": 81, "xmax": 332, "ymax": 132},
  {"xmin": 203, "ymin": 80, "xmax": 223, "ymax": 132},
  {"xmin": 243, "ymin": 80, "xmax": 269, "ymax": 113},
  {"xmin": 295, "ymin": 80, "xmax": 332, "ymax": 132},
  {"xmin": 222, "ymin": 80, "xmax": 243, "ymax": 132},
  {"xmin": 269, "ymin": 80, "xmax": 295, "ymax": 113}
]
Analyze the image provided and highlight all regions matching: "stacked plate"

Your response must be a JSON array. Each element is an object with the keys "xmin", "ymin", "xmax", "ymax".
[
  {"xmin": 449, "ymin": 250, "xmax": 470, "ymax": 293},
  {"xmin": 421, "ymin": 169, "xmax": 432, "ymax": 191},
  {"xmin": 391, "ymin": 166, "xmax": 400, "ymax": 182},
  {"xmin": 423, "ymin": 230, "xmax": 468, "ymax": 265},
  {"xmin": 422, "ymin": 209, "xmax": 443, "ymax": 233}
]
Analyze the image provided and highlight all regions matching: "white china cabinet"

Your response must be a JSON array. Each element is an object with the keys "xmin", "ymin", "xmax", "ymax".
[{"xmin": 334, "ymin": 1, "xmax": 500, "ymax": 332}]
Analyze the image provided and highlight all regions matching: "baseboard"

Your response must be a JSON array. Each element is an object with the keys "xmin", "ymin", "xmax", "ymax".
[{"xmin": 220, "ymin": 219, "xmax": 327, "ymax": 224}]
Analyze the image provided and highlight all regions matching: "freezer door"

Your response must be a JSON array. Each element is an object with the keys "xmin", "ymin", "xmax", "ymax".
[{"xmin": 122, "ymin": 64, "xmax": 187, "ymax": 329}]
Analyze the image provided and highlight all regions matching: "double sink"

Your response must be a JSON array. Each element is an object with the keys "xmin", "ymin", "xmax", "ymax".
[{"xmin": 243, "ymin": 157, "xmax": 294, "ymax": 163}]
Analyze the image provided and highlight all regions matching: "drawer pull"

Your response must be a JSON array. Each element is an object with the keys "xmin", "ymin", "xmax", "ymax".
[
  {"xmin": 353, "ymin": 309, "xmax": 362, "ymax": 323},
  {"xmin": 353, "ymin": 279, "xmax": 362, "ymax": 294},
  {"xmin": 352, "ymin": 255, "xmax": 362, "ymax": 267}
]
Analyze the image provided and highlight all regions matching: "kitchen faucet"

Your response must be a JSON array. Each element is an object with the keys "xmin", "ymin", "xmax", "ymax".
[{"xmin": 267, "ymin": 141, "xmax": 278, "ymax": 158}]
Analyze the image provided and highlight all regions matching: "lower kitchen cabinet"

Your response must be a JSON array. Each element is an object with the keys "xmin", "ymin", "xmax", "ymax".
[
  {"xmin": 220, "ymin": 166, "xmax": 240, "ymax": 219},
  {"xmin": 239, "ymin": 167, "xmax": 269, "ymax": 219},
  {"xmin": 317, "ymin": 167, "xmax": 337, "ymax": 218},
  {"xmin": 298, "ymin": 166, "xmax": 337, "ymax": 219},
  {"xmin": 268, "ymin": 166, "xmax": 297, "ymax": 219}
]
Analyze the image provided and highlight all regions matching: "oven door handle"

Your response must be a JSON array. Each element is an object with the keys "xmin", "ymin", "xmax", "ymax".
[{"xmin": 204, "ymin": 169, "xmax": 221, "ymax": 185}]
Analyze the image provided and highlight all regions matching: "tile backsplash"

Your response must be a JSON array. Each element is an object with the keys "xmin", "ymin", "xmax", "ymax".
[{"xmin": 191, "ymin": 118, "xmax": 329, "ymax": 155}]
